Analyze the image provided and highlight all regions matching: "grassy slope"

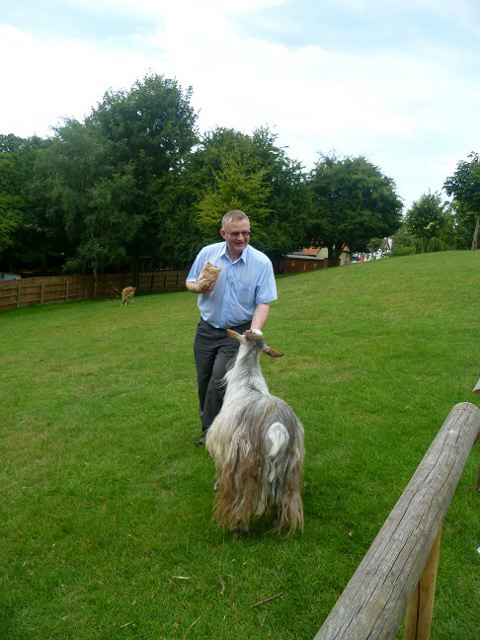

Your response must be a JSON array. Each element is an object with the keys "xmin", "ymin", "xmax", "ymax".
[{"xmin": 1, "ymin": 251, "xmax": 479, "ymax": 640}]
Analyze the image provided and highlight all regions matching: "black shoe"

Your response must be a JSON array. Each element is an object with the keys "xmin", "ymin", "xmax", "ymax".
[{"xmin": 194, "ymin": 433, "xmax": 207, "ymax": 447}]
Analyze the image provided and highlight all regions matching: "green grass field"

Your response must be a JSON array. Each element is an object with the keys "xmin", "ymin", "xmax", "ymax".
[{"xmin": 1, "ymin": 251, "xmax": 479, "ymax": 640}]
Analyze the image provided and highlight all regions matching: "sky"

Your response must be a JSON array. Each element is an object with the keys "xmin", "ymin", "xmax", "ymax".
[{"xmin": 1, "ymin": 0, "xmax": 480, "ymax": 211}]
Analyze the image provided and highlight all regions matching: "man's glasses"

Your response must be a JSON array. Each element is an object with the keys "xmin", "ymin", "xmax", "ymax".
[{"xmin": 226, "ymin": 231, "xmax": 251, "ymax": 238}]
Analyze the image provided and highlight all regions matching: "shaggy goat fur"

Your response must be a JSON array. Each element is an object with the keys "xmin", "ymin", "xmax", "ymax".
[{"xmin": 206, "ymin": 330, "xmax": 304, "ymax": 534}]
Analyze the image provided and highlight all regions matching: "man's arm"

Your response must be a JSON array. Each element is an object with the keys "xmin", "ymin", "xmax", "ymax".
[
  {"xmin": 185, "ymin": 280, "xmax": 216, "ymax": 294},
  {"xmin": 185, "ymin": 280, "xmax": 199, "ymax": 293},
  {"xmin": 251, "ymin": 303, "xmax": 270, "ymax": 332}
]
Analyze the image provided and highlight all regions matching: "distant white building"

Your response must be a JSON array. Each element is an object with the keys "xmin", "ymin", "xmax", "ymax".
[{"xmin": 0, "ymin": 273, "xmax": 21, "ymax": 280}]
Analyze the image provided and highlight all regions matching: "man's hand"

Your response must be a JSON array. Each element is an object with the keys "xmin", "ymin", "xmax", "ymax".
[
  {"xmin": 200, "ymin": 280, "xmax": 216, "ymax": 294},
  {"xmin": 186, "ymin": 261, "xmax": 221, "ymax": 294}
]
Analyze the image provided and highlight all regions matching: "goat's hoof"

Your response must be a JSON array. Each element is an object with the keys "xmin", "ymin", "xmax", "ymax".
[
  {"xmin": 194, "ymin": 433, "xmax": 206, "ymax": 446},
  {"xmin": 231, "ymin": 524, "xmax": 249, "ymax": 535}
]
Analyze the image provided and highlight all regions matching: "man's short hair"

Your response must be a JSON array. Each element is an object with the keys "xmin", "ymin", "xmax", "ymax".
[{"xmin": 221, "ymin": 210, "xmax": 250, "ymax": 229}]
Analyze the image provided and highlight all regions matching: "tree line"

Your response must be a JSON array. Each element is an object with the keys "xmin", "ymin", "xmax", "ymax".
[{"xmin": 0, "ymin": 74, "xmax": 478, "ymax": 277}]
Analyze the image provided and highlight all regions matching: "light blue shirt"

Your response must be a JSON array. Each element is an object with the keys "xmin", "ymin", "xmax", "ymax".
[{"xmin": 187, "ymin": 242, "xmax": 278, "ymax": 328}]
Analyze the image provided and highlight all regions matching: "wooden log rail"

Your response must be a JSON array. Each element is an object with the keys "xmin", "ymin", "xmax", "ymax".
[{"xmin": 314, "ymin": 388, "xmax": 480, "ymax": 640}]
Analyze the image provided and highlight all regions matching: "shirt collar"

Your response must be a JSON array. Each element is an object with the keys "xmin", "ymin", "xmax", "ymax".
[{"xmin": 220, "ymin": 242, "xmax": 249, "ymax": 264}]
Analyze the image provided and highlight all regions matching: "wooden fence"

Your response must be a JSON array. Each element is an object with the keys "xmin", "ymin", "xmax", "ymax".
[
  {"xmin": 313, "ymin": 382, "xmax": 480, "ymax": 640},
  {"xmin": 0, "ymin": 270, "xmax": 188, "ymax": 313},
  {"xmin": 277, "ymin": 256, "xmax": 327, "ymax": 273}
]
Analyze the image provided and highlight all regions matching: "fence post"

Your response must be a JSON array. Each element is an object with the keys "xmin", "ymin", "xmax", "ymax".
[
  {"xmin": 40, "ymin": 282, "xmax": 45, "ymax": 305},
  {"xmin": 16, "ymin": 281, "xmax": 21, "ymax": 307},
  {"xmin": 404, "ymin": 530, "xmax": 442, "ymax": 640}
]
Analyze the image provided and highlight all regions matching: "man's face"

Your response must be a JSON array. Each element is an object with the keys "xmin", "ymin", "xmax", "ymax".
[{"xmin": 220, "ymin": 219, "xmax": 251, "ymax": 257}]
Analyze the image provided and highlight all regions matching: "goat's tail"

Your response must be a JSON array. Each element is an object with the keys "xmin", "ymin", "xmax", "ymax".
[{"xmin": 265, "ymin": 422, "xmax": 304, "ymax": 534}]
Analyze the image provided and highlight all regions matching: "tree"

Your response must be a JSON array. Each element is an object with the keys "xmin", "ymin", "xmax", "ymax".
[
  {"xmin": 249, "ymin": 127, "xmax": 310, "ymax": 258},
  {"xmin": 0, "ymin": 194, "xmax": 22, "ymax": 255},
  {"xmin": 62, "ymin": 167, "xmax": 141, "ymax": 283},
  {"xmin": 444, "ymin": 152, "xmax": 480, "ymax": 250},
  {"xmin": 86, "ymin": 73, "xmax": 199, "ymax": 264},
  {"xmin": 38, "ymin": 120, "xmax": 145, "ymax": 282},
  {"xmin": 446, "ymin": 200, "xmax": 475, "ymax": 250},
  {"xmin": 12, "ymin": 74, "xmax": 200, "ymax": 276},
  {"xmin": 150, "ymin": 127, "xmax": 271, "ymax": 266},
  {"xmin": 196, "ymin": 156, "xmax": 271, "ymax": 244},
  {"xmin": 87, "ymin": 74, "xmax": 198, "ymax": 180},
  {"xmin": 391, "ymin": 222, "xmax": 414, "ymax": 257},
  {"xmin": 307, "ymin": 154, "xmax": 403, "ymax": 266},
  {"xmin": 0, "ymin": 154, "xmax": 23, "ymax": 257},
  {"xmin": 0, "ymin": 135, "xmax": 51, "ymax": 272},
  {"xmin": 167, "ymin": 126, "xmax": 310, "ymax": 263},
  {"xmin": 405, "ymin": 191, "xmax": 453, "ymax": 253}
]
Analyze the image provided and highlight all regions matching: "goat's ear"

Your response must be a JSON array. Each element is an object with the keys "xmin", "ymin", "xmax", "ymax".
[
  {"xmin": 263, "ymin": 346, "xmax": 284, "ymax": 358},
  {"xmin": 226, "ymin": 328, "xmax": 242, "ymax": 341}
]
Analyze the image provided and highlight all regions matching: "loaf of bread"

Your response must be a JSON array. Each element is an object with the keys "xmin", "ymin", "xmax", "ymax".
[{"xmin": 195, "ymin": 261, "xmax": 221, "ymax": 291}]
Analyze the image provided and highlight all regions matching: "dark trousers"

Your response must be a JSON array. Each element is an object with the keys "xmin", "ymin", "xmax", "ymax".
[{"xmin": 193, "ymin": 319, "xmax": 250, "ymax": 434}]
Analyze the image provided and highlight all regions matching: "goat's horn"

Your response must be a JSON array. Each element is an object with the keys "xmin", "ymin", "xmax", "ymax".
[
  {"xmin": 245, "ymin": 329, "xmax": 264, "ymax": 341},
  {"xmin": 226, "ymin": 328, "xmax": 242, "ymax": 340},
  {"xmin": 263, "ymin": 346, "xmax": 284, "ymax": 358}
]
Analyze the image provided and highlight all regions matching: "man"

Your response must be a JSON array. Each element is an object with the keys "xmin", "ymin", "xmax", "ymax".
[{"xmin": 186, "ymin": 210, "xmax": 278, "ymax": 446}]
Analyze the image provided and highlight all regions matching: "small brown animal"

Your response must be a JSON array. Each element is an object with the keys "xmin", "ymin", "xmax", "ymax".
[{"xmin": 121, "ymin": 286, "xmax": 136, "ymax": 306}]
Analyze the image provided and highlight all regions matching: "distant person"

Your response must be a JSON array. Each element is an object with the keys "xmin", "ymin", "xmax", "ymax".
[{"xmin": 186, "ymin": 210, "xmax": 277, "ymax": 446}]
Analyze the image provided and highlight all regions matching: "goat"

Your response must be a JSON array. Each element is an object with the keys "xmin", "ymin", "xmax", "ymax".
[
  {"xmin": 206, "ymin": 329, "xmax": 304, "ymax": 534},
  {"xmin": 121, "ymin": 286, "xmax": 136, "ymax": 306}
]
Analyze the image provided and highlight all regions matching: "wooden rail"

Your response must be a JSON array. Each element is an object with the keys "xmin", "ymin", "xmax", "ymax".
[{"xmin": 314, "ymin": 391, "xmax": 480, "ymax": 640}]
